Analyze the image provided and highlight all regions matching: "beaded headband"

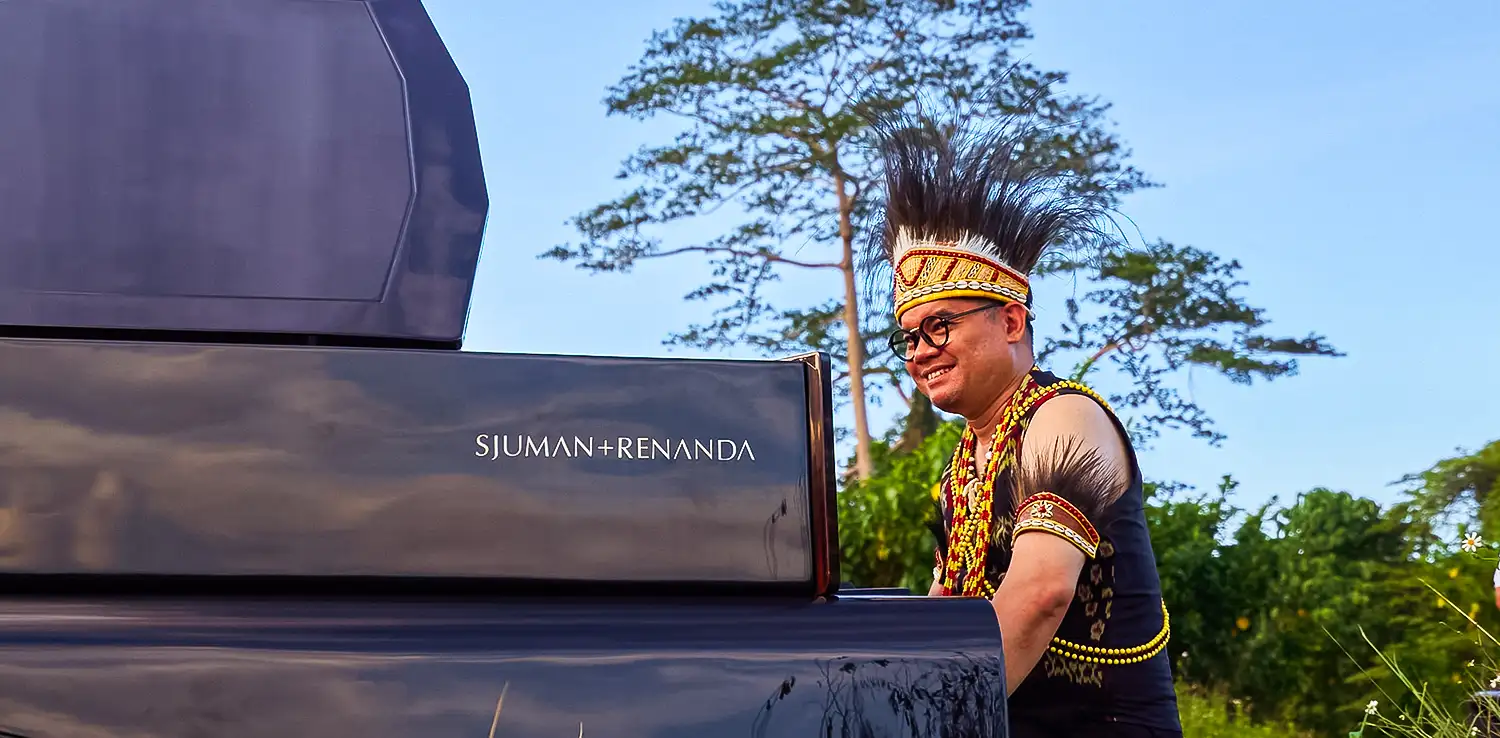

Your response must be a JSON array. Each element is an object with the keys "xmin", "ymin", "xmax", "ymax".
[{"xmin": 891, "ymin": 228, "xmax": 1031, "ymax": 320}]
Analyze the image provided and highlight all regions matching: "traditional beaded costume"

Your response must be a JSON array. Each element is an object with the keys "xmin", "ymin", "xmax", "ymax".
[{"xmin": 867, "ymin": 104, "xmax": 1182, "ymax": 736}]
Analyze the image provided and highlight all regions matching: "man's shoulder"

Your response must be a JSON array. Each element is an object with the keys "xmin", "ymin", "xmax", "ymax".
[
  {"xmin": 1022, "ymin": 385, "xmax": 1131, "ymax": 494},
  {"xmin": 1031, "ymin": 390, "xmax": 1111, "ymax": 426},
  {"xmin": 1028, "ymin": 371, "xmax": 1112, "ymax": 411},
  {"xmin": 1027, "ymin": 391, "xmax": 1119, "ymax": 447}
]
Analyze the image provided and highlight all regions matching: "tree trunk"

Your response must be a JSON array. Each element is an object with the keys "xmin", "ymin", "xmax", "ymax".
[{"xmin": 834, "ymin": 168, "xmax": 873, "ymax": 481}]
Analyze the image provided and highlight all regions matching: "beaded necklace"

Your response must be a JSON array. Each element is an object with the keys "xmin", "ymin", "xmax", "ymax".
[
  {"xmin": 934, "ymin": 369, "xmax": 1176, "ymax": 666},
  {"xmin": 937, "ymin": 369, "xmax": 1042, "ymax": 597}
]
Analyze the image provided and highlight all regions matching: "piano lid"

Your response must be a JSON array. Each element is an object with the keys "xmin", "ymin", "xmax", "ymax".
[{"xmin": 0, "ymin": 0, "xmax": 488, "ymax": 349}]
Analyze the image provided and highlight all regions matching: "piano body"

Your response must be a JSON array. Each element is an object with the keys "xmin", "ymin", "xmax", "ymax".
[{"xmin": 0, "ymin": 1, "xmax": 1008, "ymax": 736}]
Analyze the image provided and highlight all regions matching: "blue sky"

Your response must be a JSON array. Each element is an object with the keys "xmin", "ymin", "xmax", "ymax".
[{"xmin": 425, "ymin": 0, "xmax": 1500, "ymax": 514}]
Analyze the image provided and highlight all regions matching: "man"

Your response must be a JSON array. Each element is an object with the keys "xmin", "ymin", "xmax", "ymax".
[{"xmin": 866, "ymin": 106, "xmax": 1182, "ymax": 737}]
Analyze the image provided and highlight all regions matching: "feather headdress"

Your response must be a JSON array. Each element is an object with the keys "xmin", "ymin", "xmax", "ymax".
[{"xmin": 859, "ymin": 96, "xmax": 1120, "ymax": 321}]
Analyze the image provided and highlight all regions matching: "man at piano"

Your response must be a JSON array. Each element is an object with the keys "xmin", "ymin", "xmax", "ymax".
[{"xmin": 867, "ymin": 106, "xmax": 1184, "ymax": 737}]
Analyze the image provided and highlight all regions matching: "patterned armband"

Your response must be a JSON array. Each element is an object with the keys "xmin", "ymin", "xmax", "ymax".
[{"xmin": 1013, "ymin": 492, "xmax": 1101, "ymax": 558}]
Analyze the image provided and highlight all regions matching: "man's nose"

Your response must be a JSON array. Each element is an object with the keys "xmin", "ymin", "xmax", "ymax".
[{"xmin": 910, "ymin": 335, "xmax": 943, "ymax": 363}]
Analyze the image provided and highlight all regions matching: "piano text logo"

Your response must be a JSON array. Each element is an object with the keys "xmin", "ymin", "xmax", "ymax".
[{"xmin": 475, "ymin": 434, "xmax": 757, "ymax": 462}]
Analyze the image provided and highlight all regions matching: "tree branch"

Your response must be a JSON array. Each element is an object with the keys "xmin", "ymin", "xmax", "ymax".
[{"xmin": 643, "ymin": 244, "xmax": 842, "ymax": 269}]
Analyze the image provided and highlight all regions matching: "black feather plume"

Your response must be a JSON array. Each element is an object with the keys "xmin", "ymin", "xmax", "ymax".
[
  {"xmin": 854, "ymin": 87, "xmax": 1125, "ymax": 319},
  {"xmin": 1012, "ymin": 434, "xmax": 1124, "ymax": 525}
]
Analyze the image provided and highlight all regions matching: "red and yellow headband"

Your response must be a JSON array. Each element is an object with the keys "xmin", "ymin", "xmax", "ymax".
[{"xmin": 892, "ymin": 230, "xmax": 1030, "ymax": 320}]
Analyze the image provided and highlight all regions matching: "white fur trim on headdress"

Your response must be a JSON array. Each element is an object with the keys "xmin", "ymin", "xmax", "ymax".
[{"xmin": 891, "ymin": 227, "xmax": 1031, "ymax": 319}]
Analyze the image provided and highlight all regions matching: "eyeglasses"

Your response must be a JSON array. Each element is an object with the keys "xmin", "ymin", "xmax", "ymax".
[{"xmin": 887, "ymin": 302, "xmax": 1006, "ymax": 360}]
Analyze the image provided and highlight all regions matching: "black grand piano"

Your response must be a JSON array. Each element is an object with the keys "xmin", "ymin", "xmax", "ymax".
[{"xmin": 0, "ymin": 1, "xmax": 1008, "ymax": 736}]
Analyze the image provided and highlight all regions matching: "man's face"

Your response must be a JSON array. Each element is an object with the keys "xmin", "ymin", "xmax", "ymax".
[{"xmin": 898, "ymin": 297, "xmax": 1029, "ymax": 418}]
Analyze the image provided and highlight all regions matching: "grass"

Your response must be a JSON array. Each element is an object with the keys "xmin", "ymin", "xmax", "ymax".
[
  {"xmin": 1334, "ymin": 535, "xmax": 1499, "ymax": 738},
  {"xmin": 1176, "ymin": 681, "xmax": 1318, "ymax": 738}
]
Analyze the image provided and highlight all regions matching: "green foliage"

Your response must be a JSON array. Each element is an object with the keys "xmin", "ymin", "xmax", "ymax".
[
  {"xmin": 1143, "ymin": 476, "xmax": 1278, "ymax": 688},
  {"xmin": 1227, "ymin": 490, "xmax": 1427, "ymax": 734},
  {"xmin": 1176, "ymin": 681, "xmax": 1317, "ymax": 738},
  {"xmin": 1397, "ymin": 439, "xmax": 1500, "ymax": 550},
  {"xmin": 838, "ymin": 419, "xmax": 962, "ymax": 590},
  {"xmin": 838, "ymin": 437, "xmax": 1500, "ymax": 737},
  {"xmin": 1329, "ymin": 441, "xmax": 1500, "ymax": 738},
  {"xmin": 1339, "ymin": 591, "xmax": 1499, "ymax": 738},
  {"xmin": 1041, "ymin": 240, "xmax": 1343, "ymax": 447},
  {"xmin": 1143, "ymin": 481, "xmax": 1496, "ymax": 736},
  {"xmin": 1146, "ymin": 445, "xmax": 1500, "ymax": 738}
]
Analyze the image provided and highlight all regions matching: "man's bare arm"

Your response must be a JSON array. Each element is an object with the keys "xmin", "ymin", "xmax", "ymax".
[
  {"xmin": 991, "ymin": 531, "xmax": 1084, "ymax": 693},
  {"xmin": 989, "ymin": 394, "xmax": 1131, "ymax": 695}
]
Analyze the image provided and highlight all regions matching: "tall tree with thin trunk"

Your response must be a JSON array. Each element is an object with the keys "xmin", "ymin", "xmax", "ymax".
[{"xmin": 542, "ymin": 0, "xmax": 1152, "ymax": 480}]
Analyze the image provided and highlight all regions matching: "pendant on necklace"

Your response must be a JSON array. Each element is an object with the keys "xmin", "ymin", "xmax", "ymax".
[{"xmin": 964, "ymin": 479, "xmax": 979, "ymax": 506}]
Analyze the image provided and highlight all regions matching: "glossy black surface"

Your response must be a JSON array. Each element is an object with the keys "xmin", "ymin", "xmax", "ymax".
[
  {"xmin": 0, "ymin": 2, "xmax": 1015, "ymax": 735},
  {"xmin": 0, "ymin": 0, "xmax": 487, "ymax": 347},
  {"xmin": 0, "ymin": 595, "xmax": 1006, "ymax": 738},
  {"xmin": 0, "ymin": 340, "xmax": 836, "ymax": 592}
]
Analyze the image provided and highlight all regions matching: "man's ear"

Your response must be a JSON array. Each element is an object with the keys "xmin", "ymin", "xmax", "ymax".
[{"xmin": 1003, "ymin": 301, "xmax": 1030, "ymax": 343}]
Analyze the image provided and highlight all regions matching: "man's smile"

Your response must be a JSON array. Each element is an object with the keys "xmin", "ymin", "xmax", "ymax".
[{"xmin": 922, "ymin": 365, "xmax": 954, "ymax": 383}]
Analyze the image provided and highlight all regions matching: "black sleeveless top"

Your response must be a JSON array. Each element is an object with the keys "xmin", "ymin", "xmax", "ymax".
[{"xmin": 933, "ymin": 368, "xmax": 1181, "ymax": 734}]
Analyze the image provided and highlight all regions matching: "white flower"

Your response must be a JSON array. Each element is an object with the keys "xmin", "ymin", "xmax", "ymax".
[
  {"xmin": 1366, "ymin": 700, "xmax": 1379, "ymax": 715},
  {"xmin": 1463, "ymin": 533, "xmax": 1484, "ymax": 553},
  {"xmin": 1491, "ymin": 675, "xmax": 1500, "ymax": 689}
]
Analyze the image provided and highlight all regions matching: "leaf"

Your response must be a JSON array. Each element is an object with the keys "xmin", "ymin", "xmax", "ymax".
[{"xmin": 1040, "ymin": 240, "xmax": 1342, "ymax": 448}]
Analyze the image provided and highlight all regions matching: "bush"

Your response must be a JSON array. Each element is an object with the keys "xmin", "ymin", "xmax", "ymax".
[{"xmin": 1176, "ymin": 681, "xmax": 1317, "ymax": 737}]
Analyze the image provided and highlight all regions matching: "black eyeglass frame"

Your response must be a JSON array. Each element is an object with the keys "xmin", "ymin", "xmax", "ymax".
[{"xmin": 886, "ymin": 301, "xmax": 1009, "ymax": 360}]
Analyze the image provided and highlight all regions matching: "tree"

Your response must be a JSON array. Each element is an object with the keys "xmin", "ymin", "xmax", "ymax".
[
  {"xmin": 838, "ymin": 419, "xmax": 963, "ymax": 590},
  {"xmin": 1143, "ymin": 475, "xmax": 1277, "ymax": 688},
  {"xmin": 837, "ymin": 237, "xmax": 1344, "ymax": 588},
  {"xmin": 1038, "ymin": 240, "xmax": 1344, "ymax": 447},
  {"xmin": 1224, "ymin": 489, "xmax": 1422, "ymax": 734},
  {"xmin": 542, "ymin": 0, "xmax": 1153, "ymax": 479},
  {"xmin": 1393, "ymin": 438, "xmax": 1500, "ymax": 548},
  {"xmin": 1148, "ymin": 481, "xmax": 1496, "ymax": 737}
]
